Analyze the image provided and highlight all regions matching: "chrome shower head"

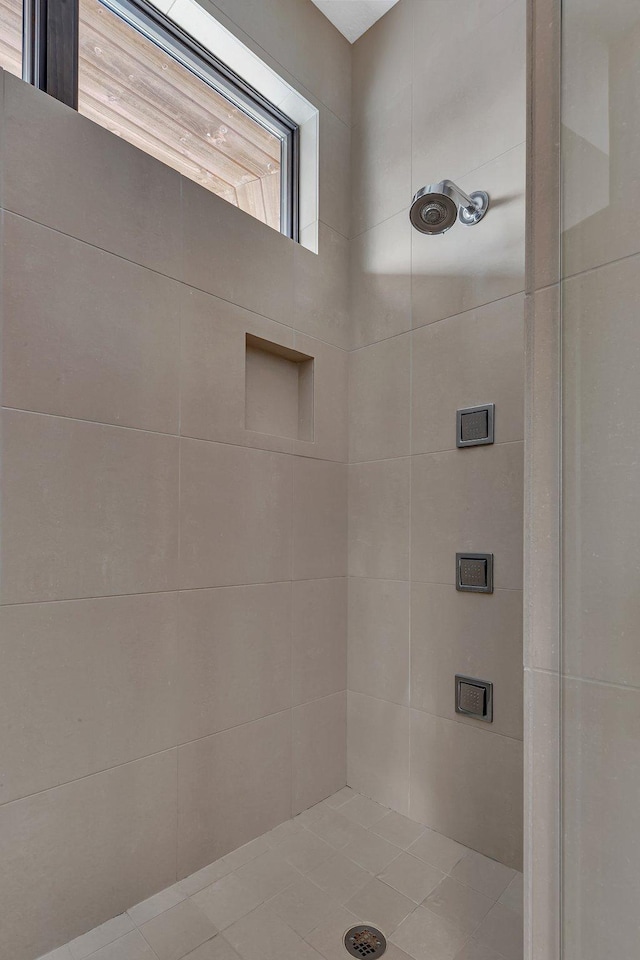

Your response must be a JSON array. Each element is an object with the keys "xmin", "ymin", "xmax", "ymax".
[{"xmin": 410, "ymin": 180, "xmax": 490, "ymax": 235}]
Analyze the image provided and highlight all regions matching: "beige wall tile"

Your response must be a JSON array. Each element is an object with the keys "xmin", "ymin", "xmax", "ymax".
[
  {"xmin": 412, "ymin": 1, "xmax": 526, "ymax": 191},
  {"xmin": 292, "ymin": 578, "xmax": 347, "ymax": 706},
  {"xmin": 179, "ymin": 439, "xmax": 293, "ymax": 589},
  {"xmin": 292, "ymin": 458, "xmax": 347, "ymax": 580},
  {"xmin": 411, "ymin": 443, "xmax": 524, "ymax": 591},
  {"xmin": 412, "ymin": 295, "xmax": 524, "ymax": 455},
  {"xmin": 348, "ymin": 691, "xmax": 411, "ymax": 815},
  {"xmin": 0, "ymin": 594, "xmax": 178, "ymax": 804},
  {"xmin": 293, "ymin": 222, "xmax": 350, "ymax": 349},
  {"xmin": 349, "ymin": 334, "xmax": 411, "ymax": 463},
  {"xmin": 292, "ymin": 692, "xmax": 347, "ymax": 815},
  {"xmin": 412, "ymin": 144, "xmax": 526, "ymax": 329},
  {"xmin": 410, "ymin": 709, "xmax": 523, "ymax": 869},
  {"xmin": 0, "ymin": 410, "xmax": 179, "ymax": 603},
  {"xmin": 3, "ymin": 75, "xmax": 182, "ymax": 276},
  {"xmin": 348, "ymin": 578, "xmax": 410, "ymax": 706},
  {"xmin": 562, "ymin": 677, "xmax": 640, "ymax": 960},
  {"xmin": 350, "ymin": 210, "xmax": 412, "ymax": 349},
  {"xmin": 294, "ymin": 331, "xmax": 348, "ymax": 463},
  {"xmin": 562, "ymin": 255, "xmax": 640, "ymax": 686},
  {"xmin": 351, "ymin": 86, "xmax": 411, "ymax": 238},
  {"xmin": 0, "ymin": 751, "xmax": 177, "ymax": 960},
  {"xmin": 352, "ymin": 0, "xmax": 414, "ymax": 125},
  {"xmin": 177, "ymin": 711, "xmax": 291, "ymax": 877},
  {"xmin": 349, "ymin": 459, "xmax": 411, "ymax": 581},
  {"xmin": 182, "ymin": 178, "xmax": 295, "ymax": 326},
  {"xmin": 411, "ymin": 583, "xmax": 523, "ymax": 740},
  {"xmin": 178, "ymin": 583, "xmax": 291, "ymax": 742},
  {"xmin": 2, "ymin": 214, "xmax": 181, "ymax": 434},
  {"xmin": 179, "ymin": 289, "xmax": 296, "ymax": 454},
  {"xmin": 319, "ymin": 106, "xmax": 351, "ymax": 240}
]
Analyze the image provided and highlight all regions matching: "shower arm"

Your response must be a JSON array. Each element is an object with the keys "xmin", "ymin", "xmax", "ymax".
[{"xmin": 438, "ymin": 179, "xmax": 479, "ymax": 213}]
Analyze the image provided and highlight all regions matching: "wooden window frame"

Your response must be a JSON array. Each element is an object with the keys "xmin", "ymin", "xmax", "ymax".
[{"xmin": 22, "ymin": 0, "xmax": 300, "ymax": 239}]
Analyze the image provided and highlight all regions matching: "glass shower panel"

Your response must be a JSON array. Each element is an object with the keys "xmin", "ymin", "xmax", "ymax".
[{"xmin": 560, "ymin": 2, "xmax": 640, "ymax": 958}]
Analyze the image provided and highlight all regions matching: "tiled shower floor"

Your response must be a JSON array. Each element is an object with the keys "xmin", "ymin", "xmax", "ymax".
[{"xmin": 42, "ymin": 789, "xmax": 523, "ymax": 960}]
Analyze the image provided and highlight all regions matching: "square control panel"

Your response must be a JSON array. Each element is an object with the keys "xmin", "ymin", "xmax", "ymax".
[
  {"xmin": 455, "ymin": 675, "xmax": 493, "ymax": 722},
  {"xmin": 457, "ymin": 403, "xmax": 495, "ymax": 447},
  {"xmin": 456, "ymin": 553, "xmax": 494, "ymax": 593}
]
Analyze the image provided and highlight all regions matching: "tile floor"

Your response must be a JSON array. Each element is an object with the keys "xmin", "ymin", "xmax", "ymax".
[{"xmin": 41, "ymin": 788, "xmax": 523, "ymax": 960}]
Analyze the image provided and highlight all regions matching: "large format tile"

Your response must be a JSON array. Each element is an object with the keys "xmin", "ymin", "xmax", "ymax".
[
  {"xmin": 293, "ymin": 332, "xmax": 348, "ymax": 462},
  {"xmin": 349, "ymin": 334, "xmax": 411, "ymax": 463},
  {"xmin": 411, "ymin": 582, "xmax": 523, "ymax": 740},
  {"xmin": 178, "ymin": 583, "xmax": 291, "ymax": 741},
  {"xmin": 351, "ymin": 86, "xmax": 412, "ymax": 237},
  {"xmin": 562, "ymin": 254, "xmax": 640, "ymax": 686},
  {"xmin": 348, "ymin": 459, "xmax": 411, "ymax": 581},
  {"xmin": 561, "ymin": 677, "xmax": 640, "ymax": 960},
  {"xmin": 2, "ymin": 214, "xmax": 181, "ymax": 434},
  {"xmin": 318, "ymin": 106, "xmax": 351, "ymax": 241},
  {"xmin": 182, "ymin": 177, "xmax": 294, "ymax": 326},
  {"xmin": 3, "ymin": 76, "xmax": 183, "ymax": 276},
  {"xmin": 410, "ymin": 711, "xmax": 523, "ymax": 870},
  {"xmin": 292, "ymin": 692, "xmax": 347, "ymax": 815},
  {"xmin": 412, "ymin": 145, "xmax": 526, "ymax": 329},
  {"xmin": 293, "ymin": 223, "xmax": 350, "ymax": 349},
  {"xmin": 412, "ymin": 0, "xmax": 526, "ymax": 190},
  {"xmin": 292, "ymin": 578, "xmax": 347, "ymax": 706},
  {"xmin": 350, "ymin": 211, "xmax": 412, "ymax": 349},
  {"xmin": 352, "ymin": 0, "xmax": 414, "ymax": 126},
  {"xmin": 292, "ymin": 458, "xmax": 347, "ymax": 580},
  {"xmin": 0, "ymin": 410, "xmax": 179, "ymax": 603},
  {"xmin": 348, "ymin": 578, "xmax": 410, "ymax": 706},
  {"xmin": 179, "ymin": 290, "xmax": 296, "ymax": 454},
  {"xmin": 411, "ymin": 295, "xmax": 524, "ymax": 454},
  {"xmin": 347, "ymin": 692, "xmax": 411, "ymax": 815},
  {"xmin": 0, "ymin": 752, "xmax": 177, "ymax": 960},
  {"xmin": 177, "ymin": 712, "xmax": 291, "ymax": 876},
  {"xmin": 411, "ymin": 443, "xmax": 524, "ymax": 591},
  {"xmin": 179, "ymin": 439, "xmax": 292, "ymax": 589},
  {"xmin": 0, "ymin": 593, "xmax": 178, "ymax": 803}
]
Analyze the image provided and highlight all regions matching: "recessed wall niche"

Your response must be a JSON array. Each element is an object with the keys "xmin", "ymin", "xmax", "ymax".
[{"xmin": 245, "ymin": 333, "xmax": 314, "ymax": 441}]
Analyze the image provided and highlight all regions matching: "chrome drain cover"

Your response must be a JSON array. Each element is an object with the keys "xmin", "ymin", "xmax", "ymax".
[{"xmin": 344, "ymin": 925, "xmax": 387, "ymax": 958}]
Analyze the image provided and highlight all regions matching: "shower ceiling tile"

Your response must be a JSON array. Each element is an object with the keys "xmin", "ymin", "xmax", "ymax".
[{"xmin": 311, "ymin": 1, "xmax": 399, "ymax": 44}]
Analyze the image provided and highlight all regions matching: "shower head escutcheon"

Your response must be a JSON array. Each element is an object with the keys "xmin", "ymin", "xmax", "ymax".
[{"xmin": 410, "ymin": 180, "xmax": 490, "ymax": 235}]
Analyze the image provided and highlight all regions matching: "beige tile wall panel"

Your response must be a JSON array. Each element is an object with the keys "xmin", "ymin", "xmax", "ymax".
[
  {"xmin": 348, "ymin": 458, "xmax": 411, "ymax": 581},
  {"xmin": 179, "ymin": 438, "xmax": 293, "ymax": 589},
  {"xmin": 292, "ymin": 691, "xmax": 347, "ymax": 814},
  {"xmin": 318, "ymin": 105, "xmax": 351, "ymax": 240},
  {"xmin": 350, "ymin": 210, "xmax": 412, "ymax": 349},
  {"xmin": 294, "ymin": 331, "xmax": 348, "ymax": 462},
  {"xmin": 411, "ymin": 442, "xmax": 524, "ymax": 591},
  {"xmin": 410, "ymin": 709, "xmax": 523, "ymax": 870},
  {"xmin": 347, "ymin": 691, "xmax": 411, "ymax": 815},
  {"xmin": 0, "ymin": 751, "xmax": 177, "ymax": 960},
  {"xmin": 0, "ymin": 409, "xmax": 179, "ymax": 603},
  {"xmin": 349, "ymin": 333, "xmax": 411, "ymax": 463},
  {"xmin": 292, "ymin": 457, "xmax": 347, "ymax": 580},
  {"xmin": 351, "ymin": 0, "xmax": 413, "ymax": 126},
  {"xmin": 0, "ymin": 593, "xmax": 179, "ymax": 804},
  {"xmin": 292, "ymin": 577, "xmax": 347, "ymax": 706},
  {"xmin": 411, "ymin": 295, "xmax": 525, "ymax": 455},
  {"xmin": 411, "ymin": 582, "xmax": 524, "ymax": 740},
  {"xmin": 293, "ymin": 222, "xmax": 350, "ymax": 349},
  {"xmin": 3, "ymin": 75, "xmax": 183, "ymax": 276},
  {"xmin": 177, "ymin": 711, "xmax": 291, "ymax": 877},
  {"xmin": 1, "ymin": 213, "xmax": 181, "ymax": 434},
  {"xmin": 348, "ymin": 578, "xmax": 410, "ymax": 706},
  {"xmin": 178, "ymin": 582, "xmax": 292, "ymax": 742}
]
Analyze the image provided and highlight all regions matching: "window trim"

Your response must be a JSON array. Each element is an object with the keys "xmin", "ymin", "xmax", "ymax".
[{"xmin": 23, "ymin": 0, "xmax": 300, "ymax": 239}]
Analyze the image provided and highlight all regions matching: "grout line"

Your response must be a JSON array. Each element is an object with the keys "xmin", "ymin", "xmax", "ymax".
[{"xmin": 349, "ymin": 438, "xmax": 525, "ymax": 465}]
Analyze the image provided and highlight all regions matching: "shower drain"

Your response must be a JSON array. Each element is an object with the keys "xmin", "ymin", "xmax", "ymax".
[{"xmin": 344, "ymin": 925, "xmax": 387, "ymax": 959}]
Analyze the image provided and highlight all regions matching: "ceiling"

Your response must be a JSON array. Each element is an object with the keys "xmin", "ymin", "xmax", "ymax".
[{"xmin": 310, "ymin": 0, "xmax": 400, "ymax": 43}]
